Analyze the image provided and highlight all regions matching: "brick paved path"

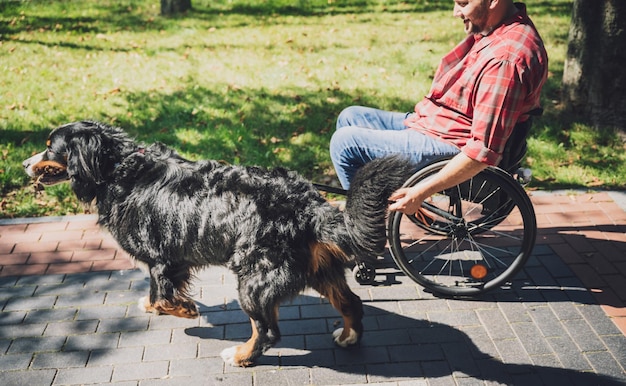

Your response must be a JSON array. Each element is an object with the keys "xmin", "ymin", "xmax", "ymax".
[{"xmin": 0, "ymin": 191, "xmax": 625, "ymax": 385}]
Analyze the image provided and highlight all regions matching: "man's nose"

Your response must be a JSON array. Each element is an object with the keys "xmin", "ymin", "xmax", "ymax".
[{"xmin": 452, "ymin": 4, "xmax": 462, "ymax": 18}]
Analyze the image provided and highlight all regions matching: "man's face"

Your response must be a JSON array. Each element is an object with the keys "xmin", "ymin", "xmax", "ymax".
[{"xmin": 453, "ymin": 0, "xmax": 491, "ymax": 35}]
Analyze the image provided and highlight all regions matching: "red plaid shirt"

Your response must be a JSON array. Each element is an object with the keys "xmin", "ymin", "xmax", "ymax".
[{"xmin": 404, "ymin": 3, "xmax": 548, "ymax": 166}]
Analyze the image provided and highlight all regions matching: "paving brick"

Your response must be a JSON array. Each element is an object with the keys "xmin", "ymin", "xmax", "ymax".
[
  {"xmin": 64, "ymin": 332, "xmax": 120, "ymax": 351},
  {"xmin": 76, "ymin": 305, "xmax": 128, "ymax": 321},
  {"xmin": 169, "ymin": 357, "xmax": 224, "ymax": 378},
  {"xmin": 601, "ymin": 334, "xmax": 626, "ymax": 370},
  {"xmin": 492, "ymin": 338, "xmax": 532, "ymax": 366},
  {"xmin": 0, "ymin": 353, "xmax": 33, "ymax": 371},
  {"xmin": 111, "ymin": 360, "xmax": 170, "ymax": 382},
  {"xmin": 44, "ymin": 320, "xmax": 99, "ymax": 337},
  {"xmin": 0, "ymin": 275, "xmax": 19, "ymax": 287},
  {"xmin": 28, "ymin": 251, "xmax": 74, "ymax": 264},
  {"xmin": 254, "ymin": 368, "xmax": 311, "ymax": 386},
  {"xmin": 7, "ymin": 335, "xmax": 66, "ymax": 354},
  {"xmin": 92, "ymin": 258, "xmax": 134, "ymax": 271},
  {"xmin": 578, "ymin": 304, "xmax": 623, "ymax": 336},
  {"xmin": 87, "ymin": 347, "xmax": 144, "ymax": 367},
  {"xmin": 17, "ymin": 274, "xmax": 66, "ymax": 286},
  {"xmin": 527, "ymin": 305, "xmax": 567, "ymax": 338},
  {"xmin": 334, "ymin": 345, "xmax": 389, "ymax": 365},
  {"xmin": 476, "ymin": 309, "xmax": 515, "ymax": 340},
  {"xmin": 147, "ymin": 314, "xmax": 199, "ymax": 330},
  {"xmin": 97, "ymin": 317, "xmax": 148, "ymax": 333},
  {"xmin": 144, "ymin": 342, "xmax": 198, "ymax": 361},
  {"xmin": 546, "ymin": 335, "xmax": 592, "ymax": 371},
  {"xmin": 202, "ymin": 309, "xmax": 249, "ymax": 326},
  {"xmin": 0, "ymin": 368, "xmax": 57, "ymax": 385},
  {"xmin": 586, "ymin": 350, "xmax": 626, "ymax": 380},
  {"xmin": 1, "ymin": 263, "xmax": 49, "ymax": 276},
  {"xmin": 40, "ymin": 230, "xmax": 85, "ymax": 243},
  {"xmin": 548, "ymin": 302, "xmax": 584, "ymax": 321},
  {"xmin": 457, "ymin": 325, "xmax": 500, "ymax": 360},
  {"xmin": 388, "ymin": 343, "xmax": 444, "ymax": 362},
  {"xmin": 310, "ymin": 364, "xmax": 367, "ymax": 385},
  {"xmin": 55, "ymin": 291, "xmax": 106, "ymax": 308},
  {"xmin": 46, "ymin": 261, "xmax": 94, "ymax": 275},
  {"xmin": 33, "ymin": 282, "xmax": 86, "ymax": 297},
  {"xmin": 509, "ymin": 322, "xmax": 552, "ymax": 356},
  {"xmin": 118, "ymin": 329, "xmax": 171, "ymax": 348},
  {"xmin": 0, "ymin": 323, "xmax": 47, "ymax": 339},
  {"xmin": 13, "ymin": 241, "xmax": 58, "ymax": 254},
  {"xmin": 0, "ymin": 311, "xmax": 26, "ymax": 326},
  {"xmin": 276, "ymin": 318, "xmax": 329, "ymax": 336},
  {"xmin": 31, "ymin": 350, "xmax": 90, "ymax": 369},
  {"xmin": 0, "ymin": 252, "xmax": 30, "ymax": 267},
  {"xmin": 55, "ymin": 365, "xmax": 114, "ymax": 384}
]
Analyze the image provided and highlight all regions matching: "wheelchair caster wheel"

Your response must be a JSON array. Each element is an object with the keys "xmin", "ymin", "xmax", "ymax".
[{"xmin": 353, "ymin": 263, "xmax": 376, "ymax": 285}]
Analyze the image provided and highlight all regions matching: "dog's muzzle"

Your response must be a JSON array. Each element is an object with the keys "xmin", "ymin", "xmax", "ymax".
[{"xmin": 23, "ymin": 151, "xmax": 70, "ymax": 185}]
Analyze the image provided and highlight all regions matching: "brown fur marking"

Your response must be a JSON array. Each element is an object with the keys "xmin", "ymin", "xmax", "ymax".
[
  {"xmin": 149, "ymin": 298, "xmax": 199, "ymax": 319},
  {"xmin": 32, "ymin": 160, "xmax": 67, "ymax": 176},
  {"xmin": 233, "ymin": 318, "xmax": 260, "ymax": 367},
  {"xmin": 309, "ymin": 241, "xmax": 349, "ymax": 274}
]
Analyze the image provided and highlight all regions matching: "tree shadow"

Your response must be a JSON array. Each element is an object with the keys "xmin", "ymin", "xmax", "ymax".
[
  {"xmin": 0, "ymin": 0, "xmax": 452, "ymax": 39},
  {"xmin": 0, "ymin": 0, "xmax": 570, "ymax": 37},
  {"xmin": 108, "ymin": 84, "xmax": 414, "ymax": 180}
]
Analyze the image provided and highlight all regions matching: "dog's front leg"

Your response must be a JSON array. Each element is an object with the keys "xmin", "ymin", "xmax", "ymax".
[
  {"xmin": 137, "ymin": 262, "xmax": 199, "ymax": 319},
  {"xmin": 221, "ymin": 305, "xmax": 281, "ymax": 367}
]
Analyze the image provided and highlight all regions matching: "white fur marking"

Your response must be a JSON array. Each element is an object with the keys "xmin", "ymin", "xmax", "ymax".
[
  {"xmin": 220, "ymin": 346, "xmax": 238, "ymax": 366},
  {"xmin": 137, "ymin": 296, "xmax": 148, "ymax": 313},
  {"xmin": 23, "ymin": 151, "xmax": 45, "ymax": 177},
  {"xmin": 333, "ymin": 327, "xmax": 359, "ymax": 347}
]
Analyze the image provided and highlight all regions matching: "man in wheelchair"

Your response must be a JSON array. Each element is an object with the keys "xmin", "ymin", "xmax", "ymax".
[{"xmin": 329, "ymin": 0, "xmax": 548, "ymax": 216}]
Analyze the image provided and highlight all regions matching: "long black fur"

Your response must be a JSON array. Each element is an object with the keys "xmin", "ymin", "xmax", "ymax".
[{"xmin": 23, "ymin": 120, "xmax": 415, "ymax": 366}]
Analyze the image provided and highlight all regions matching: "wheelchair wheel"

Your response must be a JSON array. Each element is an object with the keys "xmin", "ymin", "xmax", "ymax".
[{"xmin": 388, "ymin": 160, "xmax": 536, "ymax": 296}]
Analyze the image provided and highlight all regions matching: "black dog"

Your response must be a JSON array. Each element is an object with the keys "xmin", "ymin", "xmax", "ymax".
[{"xmin": 23, "ymin": 120, "xmax": 413, "ymax": 367}]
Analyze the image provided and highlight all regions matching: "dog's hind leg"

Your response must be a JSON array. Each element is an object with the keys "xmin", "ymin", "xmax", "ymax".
[
  {"xmin": 220, "ymin": 304, "xmax": 281, "ymax": 367},
  {"xmin": 312, "ymin": 272, "xmax": 364, "ymax": 347},
  {"xmin": 138, "ymin": 262, "xmax": 199, "ymax": 319}
]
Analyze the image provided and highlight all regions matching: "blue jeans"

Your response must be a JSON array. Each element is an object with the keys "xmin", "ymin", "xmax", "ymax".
[{"xmin": 330, "ymin": 106, "xmax": 460, "ymax": 189}]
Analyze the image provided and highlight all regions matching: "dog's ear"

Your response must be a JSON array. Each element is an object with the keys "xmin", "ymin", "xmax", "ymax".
[{"xmin": 66, "ymin": 132, "xmax": 104, "ymax": 203}]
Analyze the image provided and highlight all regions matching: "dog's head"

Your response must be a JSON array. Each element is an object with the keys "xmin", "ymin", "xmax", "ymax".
[{"xmin": 23, "ymin": 121, "xmax": 136, "ymax": 202}]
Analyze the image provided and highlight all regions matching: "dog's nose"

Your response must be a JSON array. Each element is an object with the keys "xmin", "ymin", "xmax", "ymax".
[{"xmin": 22, "ymin": 159, "xmax": 31, "ymax": 169}]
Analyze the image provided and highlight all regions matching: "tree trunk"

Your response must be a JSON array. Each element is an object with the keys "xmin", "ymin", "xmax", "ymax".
[
  {"xmin": 562, "ymin": 0, "xmax": 626, "ymax": 131},
  {"xmin": 161, "ymin": 0, "xmax": 192, "ymax": 15}
]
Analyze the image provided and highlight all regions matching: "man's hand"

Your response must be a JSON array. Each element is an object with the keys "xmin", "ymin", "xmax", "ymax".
[
  {"xmin": 387, "ymin": 153, "xmax": 489, "ymax": 215},
  {"xmin": 388, "ymin": 186, "xmax": 426, "ymax": 215}
]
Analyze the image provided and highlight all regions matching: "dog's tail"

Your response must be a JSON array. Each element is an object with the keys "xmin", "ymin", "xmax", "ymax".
[{"xmin": 343, "ymin": 155, "xmax": 415, "ymax": 261}]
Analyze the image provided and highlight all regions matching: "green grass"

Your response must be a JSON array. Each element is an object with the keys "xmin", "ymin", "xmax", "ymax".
[{"xmin": 1, "ymin": 0, "xmax": 624, "ymax": 219}]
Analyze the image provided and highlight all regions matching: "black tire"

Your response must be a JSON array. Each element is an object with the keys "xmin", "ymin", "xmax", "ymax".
[{"xmin": 387, "ymin": 160, "xmax": 536, "ymax": 296}]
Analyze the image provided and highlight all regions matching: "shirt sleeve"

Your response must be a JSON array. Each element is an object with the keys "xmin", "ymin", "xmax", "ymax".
[{"xmin": 461, "ymin": 60, "xmax": 527, "ymax": 166}]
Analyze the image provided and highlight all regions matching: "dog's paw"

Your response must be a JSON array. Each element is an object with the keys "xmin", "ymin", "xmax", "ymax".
[
  {"xmin": 220, "ymin": 346, "xmax": 238, "ymax": 366},
  {"xmin": 220, "ymin": 345, "xmax": 255, "ymax": 367},
  {"xmin": 138, "ymin": 296, "xmax": 158, "ymax": 314},
  {"xmin": 333, "ymin": 327, "xmax": 359, "ymax": 347},
  {"xmin": 178, "ymin": 299, "xmax": 199, "ymax": 319}
]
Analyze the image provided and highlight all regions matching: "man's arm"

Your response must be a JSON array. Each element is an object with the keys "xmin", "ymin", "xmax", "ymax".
[{"xmin": 388, "ymin": 152, "xmax": 488, "ymax": 215}]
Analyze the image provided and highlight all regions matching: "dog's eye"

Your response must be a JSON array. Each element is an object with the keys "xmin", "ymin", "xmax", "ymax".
[{"xmin": 47, "ymin": 147, "xmax": 65, "ymax": 157}]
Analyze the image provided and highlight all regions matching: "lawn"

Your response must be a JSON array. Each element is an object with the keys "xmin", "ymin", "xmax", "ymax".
[{"xmin": 1, "ymin": 0, "xmax": 624, "ymax": 218}]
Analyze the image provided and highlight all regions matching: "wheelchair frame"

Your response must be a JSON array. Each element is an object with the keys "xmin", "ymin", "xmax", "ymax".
[{"xmin": 315, "ymin": 110, "xmax": 541, "ymax": 296}]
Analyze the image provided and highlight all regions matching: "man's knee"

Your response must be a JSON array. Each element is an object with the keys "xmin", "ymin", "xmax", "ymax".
[{"xmin": 336, "ymin": 105, "xmax": 365, "ymax": 129}]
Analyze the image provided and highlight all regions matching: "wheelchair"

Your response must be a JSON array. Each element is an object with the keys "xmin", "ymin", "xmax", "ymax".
[{"xmin": 317, "ymin": 109, "xmax": 541, "ymax": 297}]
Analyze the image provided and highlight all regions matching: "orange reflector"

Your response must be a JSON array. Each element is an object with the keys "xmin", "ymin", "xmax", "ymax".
[{"xmin": 470, "ymin": 264, "xmax": 488, "ymax": 280}]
